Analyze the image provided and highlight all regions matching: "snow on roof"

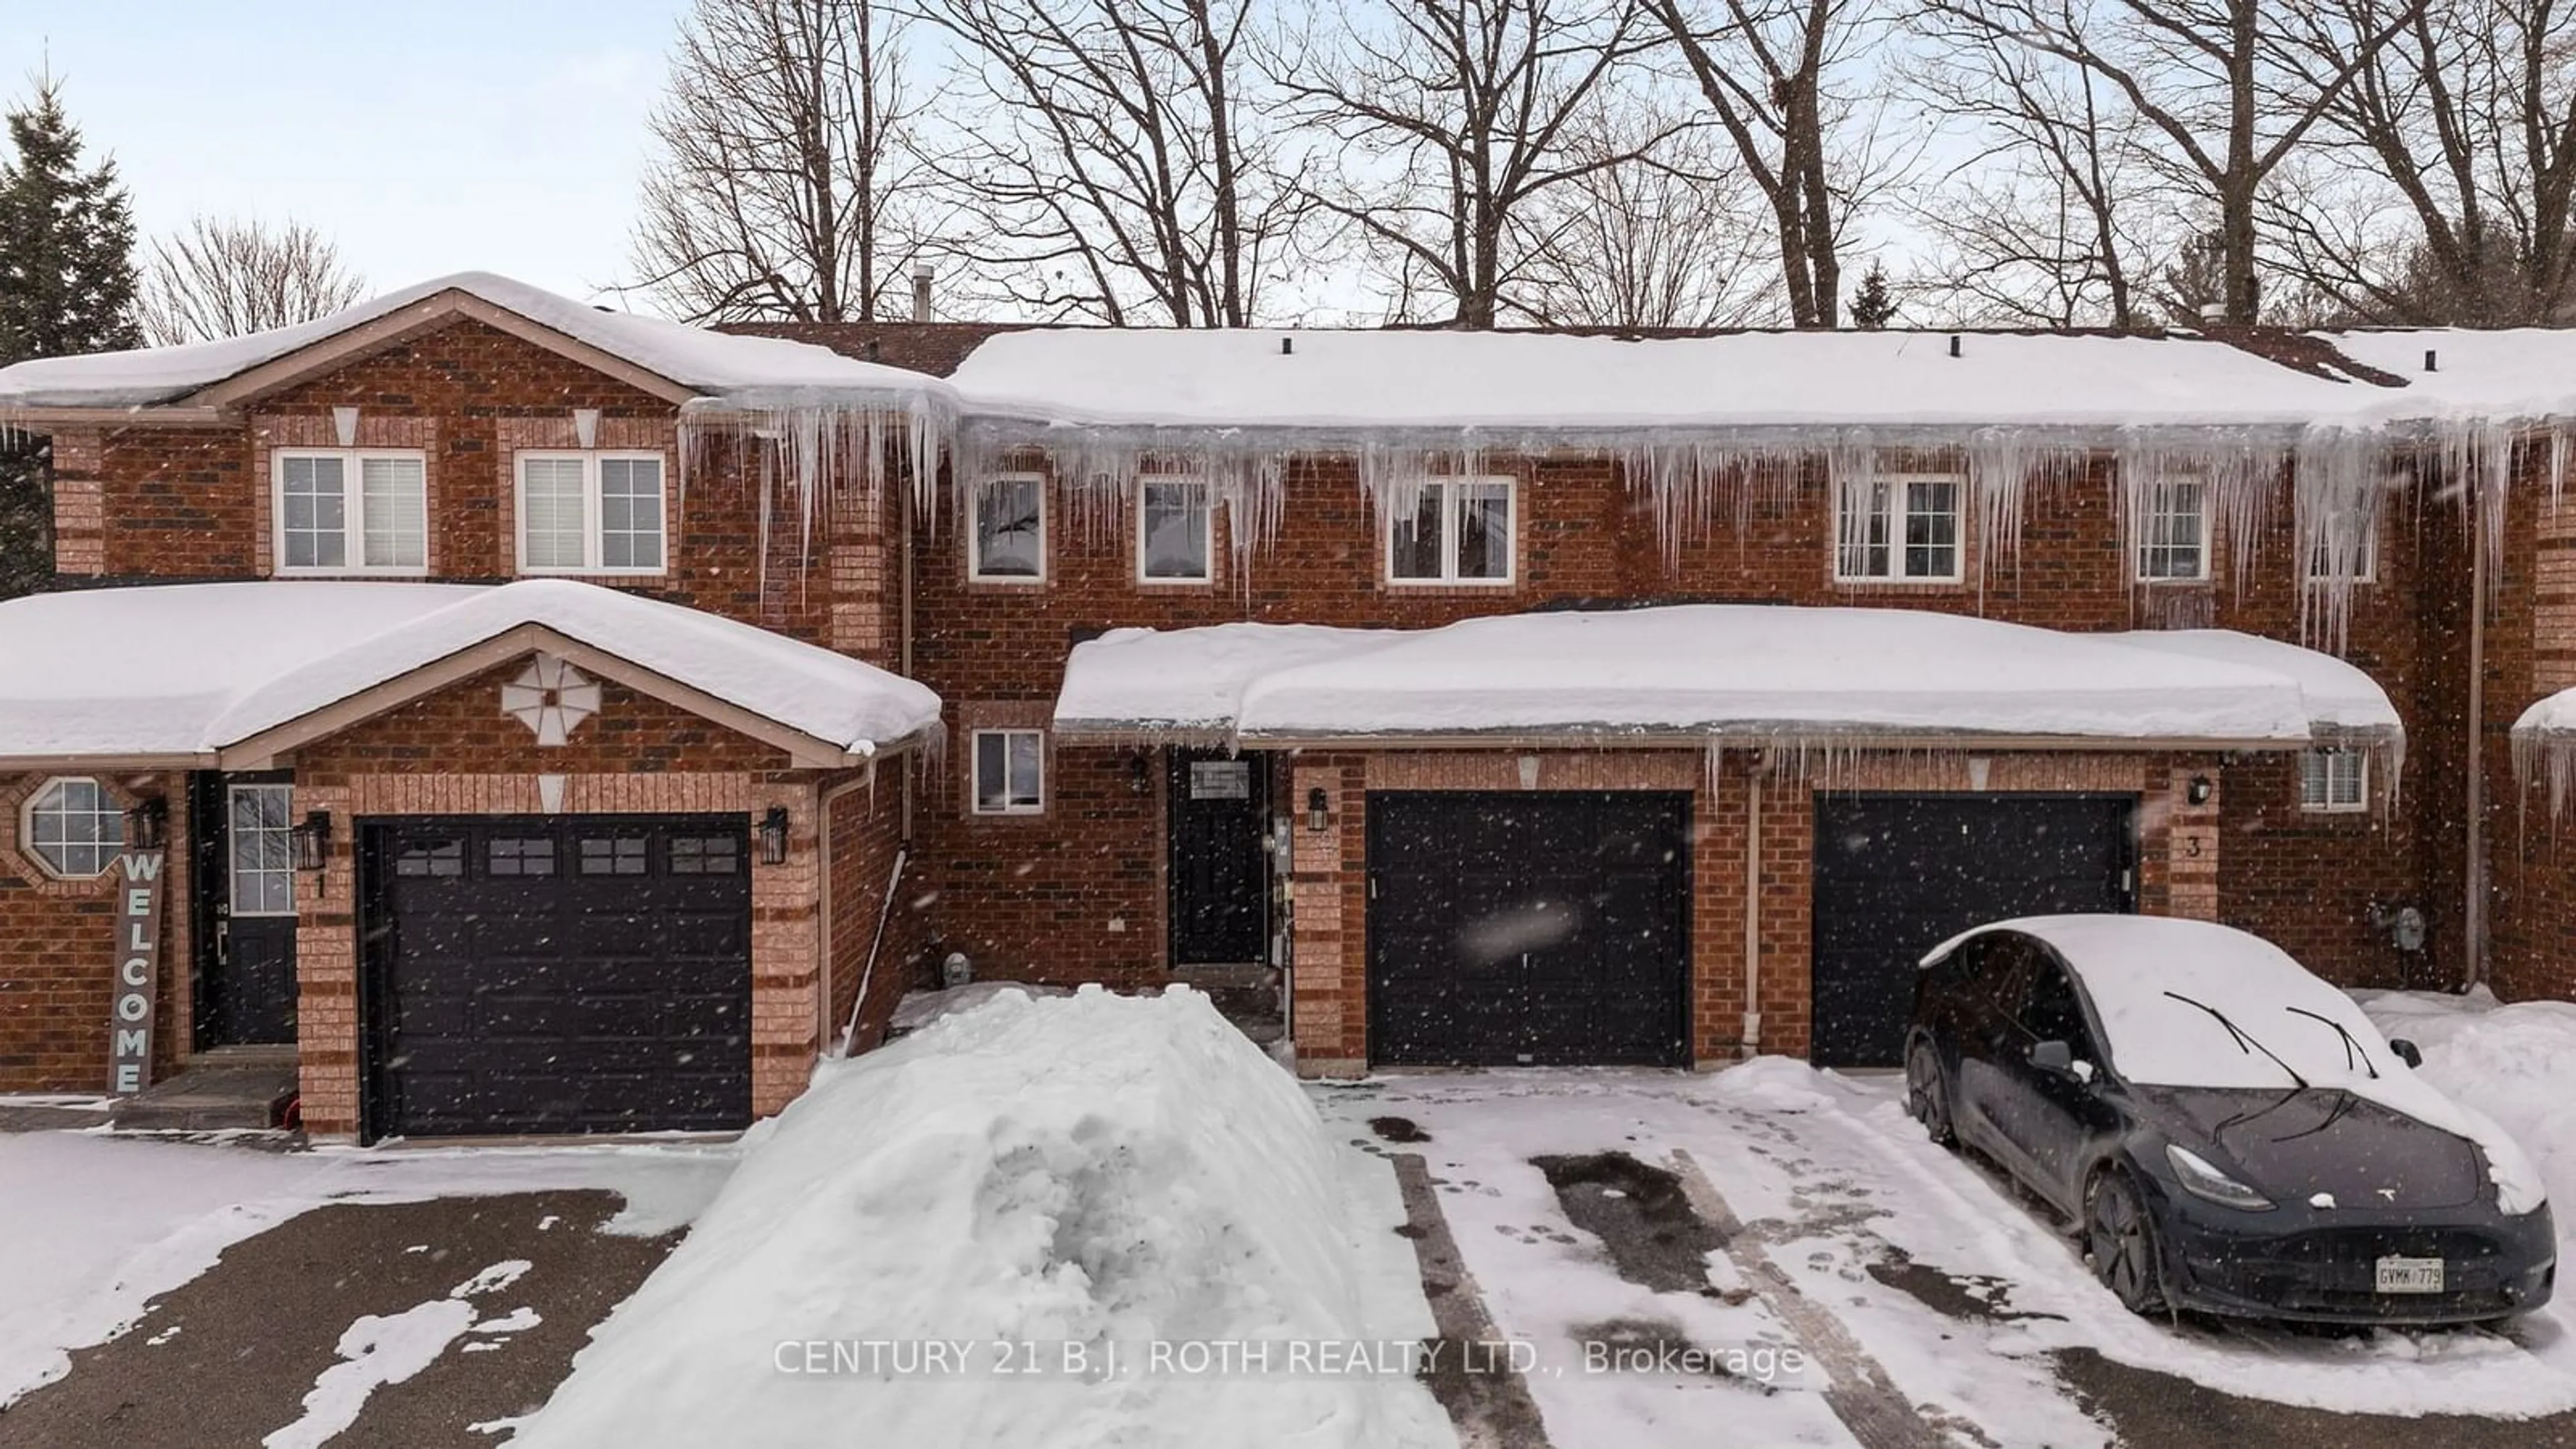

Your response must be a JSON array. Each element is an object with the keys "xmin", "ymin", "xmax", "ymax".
[
  {"xmin": 2516, "ymin": 688, "xmax": 2576, "ymax": 739},
  {"xmin": 1932, "ymin": 915, "xmax": 2544, "ymax": 1212},
  {"xmin": 948, "ymin": 327, "xmax": 2379, "ymax": 436},
  {"xmin": 0, "ymin": 580, "xmax": 941, "ymax": 762},
  {"xmin": 2104, "ymin": 629, "xmax": 2403, "ymax": 735},
  {"xmin": 0, "ymin": 272, "xmax": 955, "ymax": 413},
  {"xmin": 2316, "ymin": 328, "xmax": 2576, "ymax": 425},
  {"xmin": 1054, "ymin": 606, "xmax": 2393, "ymax": 749}
]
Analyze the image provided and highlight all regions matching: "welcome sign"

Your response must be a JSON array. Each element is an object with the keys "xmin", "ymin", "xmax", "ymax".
[{"xmin": 107, "ymin": 850, "xmax": 166, "ymax": 1095}]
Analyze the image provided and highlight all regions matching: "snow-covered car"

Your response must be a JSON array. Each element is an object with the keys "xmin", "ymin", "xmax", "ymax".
[{"xmin": 1904, "ymin": 914, "xmax": 2555, "ymax": 1326}]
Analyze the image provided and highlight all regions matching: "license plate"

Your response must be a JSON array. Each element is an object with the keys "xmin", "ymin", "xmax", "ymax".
[{"xmin": 2375, "ymin": 1256, "xmax": 2445, "ymax": 1294}]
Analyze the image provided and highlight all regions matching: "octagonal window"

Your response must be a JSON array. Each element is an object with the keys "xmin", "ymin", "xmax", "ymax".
[{"xmin": 23, "ymin": 777, "xmax": 123, "ymax": 879}]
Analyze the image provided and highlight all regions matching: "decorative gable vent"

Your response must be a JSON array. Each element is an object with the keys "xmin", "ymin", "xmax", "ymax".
[{"xmin": 501, "ymin": 653, "xmax": 601, "ymax": 746}]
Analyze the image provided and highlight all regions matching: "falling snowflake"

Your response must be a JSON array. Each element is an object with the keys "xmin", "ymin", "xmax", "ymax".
[{"xmin": 501, "ymin": 653, "xmax": 602, "ymax": 747}]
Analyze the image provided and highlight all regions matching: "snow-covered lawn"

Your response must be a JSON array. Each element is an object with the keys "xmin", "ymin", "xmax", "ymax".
[{"xmin": 0, "ymin": 1129, "xmax": 731, "ymax": 1410}]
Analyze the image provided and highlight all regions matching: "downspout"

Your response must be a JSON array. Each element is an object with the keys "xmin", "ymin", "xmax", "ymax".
[
  {"xmin": 1741, "ymin": 762, "xmax": 1764, "ymax": 1059},
  {"xmin": 900, "ymin": 470, "xmax": 918, "ymax": 845},
  {"xmin": 2465, "ymin": 480, "xmax": 2488, "ymax": 992},
  {"xmin": 815, "ymin": 765, "xmax": 873, "ymax": 1053}
]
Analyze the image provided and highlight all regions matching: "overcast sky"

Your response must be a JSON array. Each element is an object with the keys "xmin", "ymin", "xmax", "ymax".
[{"xmin": 3, "ymin": 1, "xmax": 686, "ymax": 309}]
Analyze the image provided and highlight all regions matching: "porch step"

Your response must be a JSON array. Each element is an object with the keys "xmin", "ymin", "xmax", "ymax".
[{"xmin": 109, "ymin": 1064, "xmax": 298, "ymax": 1132}]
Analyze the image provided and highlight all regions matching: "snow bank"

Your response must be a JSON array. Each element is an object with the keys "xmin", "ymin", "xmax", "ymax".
[
  {"xmin": 2358, "ymin": 989, "xmax": 2576, "ymax": 1230},
  {"xmin": 1056, "ymin": 605, "xmax": 2390, "ymax": 751},
  {"xmin": 513, "ymin": 986, "xmax": 1448, "ymax": 1449}
]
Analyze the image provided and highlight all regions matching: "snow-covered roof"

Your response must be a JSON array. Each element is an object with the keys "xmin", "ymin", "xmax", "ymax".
[
  {"xmin": 0, "ymin": 579, "xmax": 941, "ymax": 763},
  {"xmin": 1053, "ymin": 606, "xmax": 2396, "ymax": 750},
  {"xmin": 2102, "ymin": 629, "xmax": 2403, "ymax": 735},
  {"xmin": 0, "ymin": 272, "xmax": 956, "ymax": 414},
  {"xmin": 2316, "ymin": 328, "xmax": 2576, "ymax": 427},
  {"xmin": 1929, "ymin": 914, "xmax": 2544, "ymax": 1212}
]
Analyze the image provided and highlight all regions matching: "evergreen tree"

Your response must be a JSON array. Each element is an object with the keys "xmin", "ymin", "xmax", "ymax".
[
  {"xmin": 1847, "ymin": 262, "xmax": 1897, "ymax": 329},
  {"xmin": 0, "ymin": 78, "xmax": 140, "ymax": 599}
]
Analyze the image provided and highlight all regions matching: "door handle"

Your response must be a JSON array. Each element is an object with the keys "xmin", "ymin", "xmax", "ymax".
[{"xmin": 215, "ymin": 918, "xmax": 230, "ymax": 967}]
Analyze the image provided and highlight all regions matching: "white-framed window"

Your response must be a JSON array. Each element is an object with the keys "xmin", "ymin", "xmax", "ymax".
[
  {"xmin": 515, "ymin": 451, "xmax": 666, "ymax": 574},
  {"xmin": 21, "ymin": 776, "xmax": 123, "ymax": 879},
  {"xmin": 2305, "ymin": 515, "xmax": 2379, "ymax": 583},
  {"xmin": 2300, "ymin": 748, "xmax": 2369, "ymax": 812},
  {"xmin": 971, "ymin": 729, "xmax": 1045, "ymax": 814},
  {"xmin": 2135, "ymin": 477, "xmax": 2211, "ymax": 582},
  {"xmin": 274, "ymin": 449, "xmax": 428, "ymax": 574},
  {"xmin": 227, "ymin": 784, "xmax": 294, "ymax": 916},
  {"xmin": 1387, "ymin": 476, "xmax": 1514, "ymax": 585},
  {"xmin": 971, "ymin": 474, "xmax": 1047, "ymax": 582},
  {"xmin": 1835, "ymin": 474, "xmax": 1964, "ymax": 582},
  {"xmin": 1137, "ymin": 476, "xmax": 1213, "ymax": 583}
]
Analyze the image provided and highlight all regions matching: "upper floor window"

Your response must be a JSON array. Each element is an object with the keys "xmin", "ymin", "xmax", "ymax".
[
  {"xmin": 275, "ymin": 450, "xmax": 427, "ymax": 575},
  {"xmin": 2305, "ymin": 515, "xmax": 2378, "ymax": 583},
  {"xmin": 23, "ymin": 776, "xmax": 123, "ymax": 879},
  {"xmin": 1387, "ymin": 477, "xmax": 1513, "ymax": 586},
  {"xmin": 1835, "ymin": 474, "xmax": 1964, "ymax": 582},
  {"xmin": 2135, "ymin": 477, "xmax": 2210, "ymax": 582},
  {"xmin": 517, "ymin": 451, "xmax": 665, "ymax": 574},
  {"xmin": 1138, "ymin": 477, "xmax": 1212, "ymax": 583},
  {"xmin": 971, "ymin": 474, "xmax": 1046, "ymax": 582},
  {"xmin": 971, "ymin": 729, "xmax": 1045, "ymax": 814},
  {"xmin": 2300, "ymin": 748, "xmax": 2368, "ymax": 812}
]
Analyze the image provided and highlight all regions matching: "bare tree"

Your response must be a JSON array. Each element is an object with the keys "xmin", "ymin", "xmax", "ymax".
[
  {"xmin": 1645, "ymin": 0, "xmax": 1885, "ymax": 329},
  {"xmin": 2277, "ymin": 0, "xmax": 2576, "ymax": 324},
  {"xmin": 1915, "ymin": 0, "xmax": 2419, "ymax": 323},
  {"xmin": 136, "ymin": 215, "xmax": 364, "ymax": 345},
  {"xmin": 633, "ymin": 0, "xmax": 918, "ymax": 323},
  {"xmin": 1505, "ymin": 103, "xmax": 1783, "ymax": 327},
  {"xmin": 906, "ymin": 0, "xmax": 1303, "ymax": 325},
  {"xmin": 1277, "ymin": 0, "xmax": 1657, "ymax": 327}
]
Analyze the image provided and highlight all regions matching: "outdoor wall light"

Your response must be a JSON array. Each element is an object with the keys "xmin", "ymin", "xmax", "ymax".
[
  {"xmin": 1307, "ymin": 787, "xmax": 1330, "ymax": 833},
  {"xmin": 759, "ymin": 806, "xmax": 792, "ymax": 865},
  {"xmin": 124, "ymin": 797, "xmax": 168, "ymax": 853},
  {"xmin": 2186, "ymin": 775, "xmax": 2214, "ymax": 806},
  {"xmin": 290, "ymin": 810, "xmax": 331, "ymax": 872}
]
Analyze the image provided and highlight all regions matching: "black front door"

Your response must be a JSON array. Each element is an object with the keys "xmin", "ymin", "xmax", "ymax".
[
  {"xmin": 1367, "ymin": 792, "xmax": 1690, "ymax": 1067},
  {"xmin": 191, "ymin": 771, "xmax": 298, "ymax": 1047},
  {"xmin": 1811, "ymin": 793, "xmax": 2136, "ymax": 1069},
  {"xmin": 1168, "ymin": 750, "xmax": 1270, "ymax": 965},
  {"xmin": 358, "ymin": 814, "xmax": 753, "ymax": 1141}
]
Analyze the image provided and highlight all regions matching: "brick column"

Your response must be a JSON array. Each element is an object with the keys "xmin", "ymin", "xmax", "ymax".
[
  {"xmin": 2164, "ymin": 767, "xmax": 2221, "ymax": 920},
  {"xmin": 750, "ymin": 777, "xmax": 822, "ymax": 1116},
  {"xmin": 1288, "ymin": 757, "xmax": 1365, "ymax": 1076}
]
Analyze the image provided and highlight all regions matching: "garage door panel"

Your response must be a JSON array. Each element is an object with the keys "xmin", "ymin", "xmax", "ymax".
[{"xmin": 364, "ymin": 814, "xmax": 753, "ymax": 1140}]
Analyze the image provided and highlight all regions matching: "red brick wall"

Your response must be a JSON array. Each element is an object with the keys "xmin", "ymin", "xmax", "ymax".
[
  {"xmin": 0, "ymin": 772, "xmax": 190, "ymax": 1092},
  {"xmin": 826, "ymin": 769, "xmax": 920, "ymax": 1049}
]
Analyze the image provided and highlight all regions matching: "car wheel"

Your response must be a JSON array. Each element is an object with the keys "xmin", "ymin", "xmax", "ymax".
[
  {"xmin": 1905, "ymin": 1037, "xmax": 1957, "ymax": 1148},
  {"xmin": 2086, "ymin": 1171, "xmax": 2167, "ymax": 1316}
]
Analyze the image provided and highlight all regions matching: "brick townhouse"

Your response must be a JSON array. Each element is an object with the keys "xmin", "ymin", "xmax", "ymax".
[{"xmin": 0, "ymin": 272, "xmax": 2567, "ymax": 1139}]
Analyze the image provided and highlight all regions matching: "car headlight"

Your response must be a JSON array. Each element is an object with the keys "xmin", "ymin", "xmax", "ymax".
[{"xmin": 2165, "ymin": 1144, "xmax": 2275, "ymax": 1212}]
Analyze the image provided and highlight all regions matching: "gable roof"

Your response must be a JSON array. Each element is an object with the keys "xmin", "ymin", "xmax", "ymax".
[{"xmin": 0, "ymin": 579, "xmax": 941, "ymax": 768}]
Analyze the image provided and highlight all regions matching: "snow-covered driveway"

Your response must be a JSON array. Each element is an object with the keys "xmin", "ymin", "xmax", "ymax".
[{"xmin": 1313, "ymin": 1042, "xmax": 2576, "ymax": 1448}]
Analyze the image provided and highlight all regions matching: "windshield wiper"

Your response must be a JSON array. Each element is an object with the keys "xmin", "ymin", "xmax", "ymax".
[
  {"xmin": 2161, "ymin": 991, "xmax": 2309, "ymax": 1089},
  {"xmin": 2282, "ymin": 1006, "xmax": 2379, "ymax": 1079}
]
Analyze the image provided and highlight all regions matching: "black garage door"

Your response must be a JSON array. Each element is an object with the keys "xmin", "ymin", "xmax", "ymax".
[
  {"xmin": 1367, "ymin": 792, "xmax": 1689, "ymax": 1067},
  {"xmin": 1811, "ymin": 793, "xmax": 2136, "ymax": 1069},
  {"xmin": 359, "ymin": 815, "xmax": 753, "ymax": 1140}
]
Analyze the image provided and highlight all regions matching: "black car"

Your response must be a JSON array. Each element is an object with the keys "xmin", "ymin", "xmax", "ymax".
[{"xmin": 1904, "ymin": 914, "xmax": 2555, "ymax": 1325}]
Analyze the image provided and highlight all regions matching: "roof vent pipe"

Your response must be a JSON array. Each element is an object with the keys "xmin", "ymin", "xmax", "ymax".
[
  {"xmin": 911, "ymin": 264, "xmax": 934, "ymax": 323},
  {"xmin": 2424, "ymin": 349, "xmax": 2439, "ymax": 373},
  {"xmin": 2199, "ymin": 302, "xmax": 2228, "ymax": 323},
  {"xmin": 1947, "ymin": 334, "xmax": 1961, "ymax": 359},
  {"xmin": 1281, "ymin": 336, "xmax": 1293, "ymax": 356}
]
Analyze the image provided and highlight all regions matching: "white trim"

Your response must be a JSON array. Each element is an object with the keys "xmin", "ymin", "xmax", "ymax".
[
  {"xmin": 513, "ymin": 449, "xmax": 669, "ymax": 577},
  {"xmin": 1833, "ymin": 471, "xmax": 1966, "ymax": 584},
  {"xmin": 20, "ymin": 775, "xmax": 122, "ymax": 880},
  {"xmin": 225, "ymin": 782, "xmax": 297, "ymax": 917},
  {"xmin": 969, "ymin": 472, "xmax": 1049, "ymax": 584},
  {"xmin": 270, "ymin": 448, "xmax": 430, "ymax": 578},
  {"xmin": 1383, "ymin": 476, "xmax": 1517, "ymax": 587},
  {"xmin": 2299, "ymin": 747, "xmax": 2370, "ymax": 813},
  {"xmin": 2134, "ymin": 475, "xmax": 2214, "ymax": 583},
  {"xmin": 1134, "ymin": 475, "xmax": 1214, "ymax": 585},
  {"xmin": 969, "ymin": 727, "xmax": 1046, "ymax": 814}
]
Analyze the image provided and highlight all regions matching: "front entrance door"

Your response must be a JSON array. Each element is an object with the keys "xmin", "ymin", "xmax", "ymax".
[
  {"xmin": 1167, "ymin": 750, "xmax": 1269, "ymax": 965},
  {"xmin": 191, "ymin": 771, "xmax": 299, "ymax": 1046}
]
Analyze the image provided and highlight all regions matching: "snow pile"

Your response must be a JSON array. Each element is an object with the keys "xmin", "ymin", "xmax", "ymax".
[
  {"xmin": 1057, "ymin": 606, "xmax": 2392, "ymax": 753},
  {"xmin": 2513, "ymin": 687, "xmax": 2576, "ymax": 816},
  {"xmin": 1941, "ymin": 916, "xmax": 2545, "ymax": 1212},
  {"xmin": 2358, "ymin": 989, "xmax": 2576, "ymax": 1231},
  {"xmin": 0, "ymin": 578, "xmax": 941, "ymax": 761},
  {"xmin": 513, "ymin": 986, "xmax": 1448, "ymax": 1449}
]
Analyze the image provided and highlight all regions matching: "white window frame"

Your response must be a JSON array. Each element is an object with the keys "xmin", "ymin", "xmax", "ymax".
[
  {"xmin": 2300, "ymin": 748, "xmax": 2369, "ymax": 813},
  {"xmin": 970, "ymin": 729, "xmax": 1046, "ymax": 815},
  {"xmin": 1833, "ymin": 472, "xmax": 1966, "ymax": 584},
  {"xmin": 2134, "ymin": 476, "xmax": 2213, "ymax": 583},
  {"xmin": 1134, "ymin": 475, "xmax": 1214, "ymax": 585},
  {"xmin": 513, "ymin": 450, "xmax": 668, "ymax": 576},
  {"xmin": 969, "ymin": 472, "xmax": 1049, "ymax": 584},
  {"xmin": 271, "ymin": 448, "xmax": 429, "ymax": 577},
  {"xmin": 227, "ymin": 783, "xmax": 296, "ymax": 918},
  {"xmin": 2304, "ymin": 515, "xmax": 2379, "ymax": 584},
  {"xmin": 20, "ymin": 775, "xmax": 123, "ymax": 880},
  {"xmin": 1383, "ymin": 476, "xmax": 1517, "ymax": 587}
]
